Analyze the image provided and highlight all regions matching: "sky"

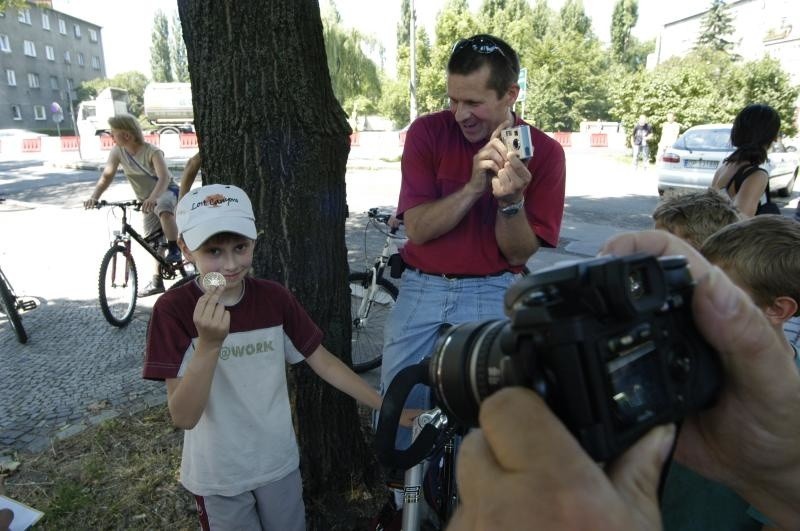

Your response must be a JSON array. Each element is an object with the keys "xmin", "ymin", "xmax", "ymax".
[{"xmin": 51, "ymin": 0, "xmax": 704, "ymax": 79}]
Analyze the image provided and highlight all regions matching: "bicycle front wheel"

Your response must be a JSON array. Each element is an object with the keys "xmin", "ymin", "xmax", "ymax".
[
  {"xmin": 0, "ymin": 274, "xmax": 27, "ymax": 344},
  {"xmin": 99, "ymin": 245, "xmax": 138, "ymax": 327},
  {"xmin": 349, "ymin": 271, "xmax": 398, "ymax": 373}
]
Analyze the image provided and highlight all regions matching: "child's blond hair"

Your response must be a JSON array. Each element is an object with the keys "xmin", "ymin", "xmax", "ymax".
[
  {"xmin": 701, "ymin": 215, "xmax": 800, "ymax": 315},
  {"xmin": 108, "ymin": 113, "xmax": 144, "ymax": 144},
  {"xmin": 652, "ymin": 190, "xmax": 741, "ymax": 249}
]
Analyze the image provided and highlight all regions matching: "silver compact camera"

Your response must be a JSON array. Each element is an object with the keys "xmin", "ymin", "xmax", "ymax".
[{"xmin": 501, "ymin": 125, "xmax": 534, "ymax": 160}]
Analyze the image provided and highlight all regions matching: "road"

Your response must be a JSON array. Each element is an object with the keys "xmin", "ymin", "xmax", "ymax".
[{"xmin": 0, "ymin": 150, "xmax": 797, "ymax": 453}]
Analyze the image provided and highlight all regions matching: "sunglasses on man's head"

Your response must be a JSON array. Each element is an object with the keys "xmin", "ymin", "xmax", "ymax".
[{"xmin": 451, "ymin": 36, "xmax": 507, "ymax": 59}]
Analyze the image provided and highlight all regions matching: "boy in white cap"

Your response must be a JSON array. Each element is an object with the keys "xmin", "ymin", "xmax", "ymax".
[{"xmin": 143, "ymin": 184, "xmax": 405, "ymax": 530}]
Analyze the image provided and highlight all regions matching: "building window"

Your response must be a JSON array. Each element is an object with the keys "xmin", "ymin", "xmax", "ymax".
[
  {"xmin": 58, "ymin": 18, "xmax": 66, "ymax": 34},
  {"xmin": 23, "ymin": 40, "xmax": 36, "ymax": 57},
  {"xmin": 45, "ymin": 45, "xmax": 55, "ymax": 61},
  {"xmin": 73, "ymin": 24, "xmax": 81, "ymax": 38},
  {"xmin": 27, "ymin": 73, "xmax": 40, "ymax": 88},
  {"xmin": 17, "ymin": 8, "xmax": 31, "ymax": 25},
  {"xmin": 77, "ymin": 52, "xmax": 84, "ymax": 66},
  {"xmin": 34, "ymin": 105, "xmax": 46, "ymax": 120},
  {"xmin": 0, "ymin": 34, "xmax": 10, "ymax": 53},
  {"xmin": 50, "ymin": 76, "xmax": 58, "ymax": 89},
  {"xmin": 88, "ymin": 28, "xmax": 98, "ymax": 42},
  {"xmin": 41, "ymin": 12, "xmax": 50, "ymax": 30},
  {"xmin": 6, "ymin": 69, "xmax": 16, "ymax": 86},
  {"xmin": 64, "ymin": 50, "xmax": 71, "ymax": 63},
  {"xmin": 91, "ymin": 55, "xmax": 101, "ymax": 69},
  {"xmin": 11, "ymin": 105, "xmax": 22, "ymax": 120}
]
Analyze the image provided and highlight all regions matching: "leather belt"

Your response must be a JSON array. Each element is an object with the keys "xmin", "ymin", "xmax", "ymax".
[{"xmin": 405, "ymin": 265, "xmax": 510, "ymax": 280}]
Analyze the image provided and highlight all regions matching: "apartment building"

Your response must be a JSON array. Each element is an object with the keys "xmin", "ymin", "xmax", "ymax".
[{"xmin": 0, "ymin": 0, "xmax": 106, "ymax": 132}]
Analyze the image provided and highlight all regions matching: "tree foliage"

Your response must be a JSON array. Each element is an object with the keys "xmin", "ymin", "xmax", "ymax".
[
  {"xmin": 375, "ymin": 0, "xmax": 795, "ymax": 139},
  {"xmin": 321, "ymin": 3, "xmax": 382, "ymax": 123},
  {"xmin": 608, "ymin": 49, "xmax": 798, "ymax": 149},
  {"xmin": 696, "ymin": 0, "xmax": 736, "ymax": 55},
  {"xmin": 150, "ymin": 10, "xmax": 173, "ymax": 82},
  {"xmin": 0, "ymin": 0, "xmax": 26, "ymax": 13},
  {"xmin": 610, "ymin": 0, "xmax": 652, "ymax": 70},
  {"xmin": 559, "ymin": 0, "xmax": 593, "ymax": 38},
  {"xmin": 170, "ymin": 13, "xmax": 190, "ymax": 82}
]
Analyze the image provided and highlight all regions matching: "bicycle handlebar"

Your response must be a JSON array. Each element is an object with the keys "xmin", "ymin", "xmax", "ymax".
[
  {"xmin": 95, "ymin": 199, "xmax": 142, "ymax": 210},
  {"xmin": 374, "ymin": 358, "xmax": 445, "ymax": 470},
  {"xmin": 368, "ymin": 207, "xmax": 402, "ymax": 235}
]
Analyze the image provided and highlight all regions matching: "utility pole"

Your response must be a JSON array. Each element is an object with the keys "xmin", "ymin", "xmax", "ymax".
[{"xmin": 409, "ymin": 0, "xmax": 417, "ymax": 122}]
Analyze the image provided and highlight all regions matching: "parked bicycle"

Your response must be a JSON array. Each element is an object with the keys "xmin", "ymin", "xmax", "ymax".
[
  {"xmin": 94, "ymin": 200, "xmax": 195, "ymax": 327},
  {"xmin": 0, "ymin": 264, "xmax": 37, "ymax": 344},
  {"xmin": 349, "ymin": 207, "xmax": 405, "ymax": 373}
]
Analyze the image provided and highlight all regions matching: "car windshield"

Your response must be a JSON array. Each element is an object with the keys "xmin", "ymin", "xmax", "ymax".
[{"xmin": 676, "ymin": 128, "xmax": 732, "ymax": 151}]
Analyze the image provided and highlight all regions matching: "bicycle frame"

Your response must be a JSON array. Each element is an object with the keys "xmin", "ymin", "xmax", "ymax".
[
  {"xmin": 105, "ymin": 202, "xmax": 186, "ymax": 280},
  {"xmin": 402, "ymin": 408, "xmax": 456, "ymax": 531}
]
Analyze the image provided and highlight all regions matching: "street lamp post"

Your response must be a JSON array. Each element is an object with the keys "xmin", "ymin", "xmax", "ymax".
[{"xmin": 409, "ymin": 0, "xmax": 417, "ymax": 123}]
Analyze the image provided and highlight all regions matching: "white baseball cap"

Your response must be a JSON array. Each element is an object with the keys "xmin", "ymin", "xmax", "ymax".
[{"xmin": 176, "ymin": 184, "xmax": 257, "ymax": 251}]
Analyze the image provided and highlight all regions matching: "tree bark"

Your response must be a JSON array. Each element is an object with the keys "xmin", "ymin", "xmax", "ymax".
[{"xmin": 178, "ymin": 1, "xmax": 380, "ymax": 525}]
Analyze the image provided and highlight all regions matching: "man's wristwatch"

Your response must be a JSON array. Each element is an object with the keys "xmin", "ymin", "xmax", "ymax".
[{"xmin": 499, "ymin": 197, "xmax": 525, "ymax": 217}]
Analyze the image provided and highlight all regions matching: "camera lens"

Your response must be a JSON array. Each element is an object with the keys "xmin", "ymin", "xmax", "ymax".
[
  {"xmin": 429, "ymin": 320, "xmax": 512, "ymax": 427},
  {"xmin": 513, "ymin": 138, "xmax": 521, "ymax": 150}
]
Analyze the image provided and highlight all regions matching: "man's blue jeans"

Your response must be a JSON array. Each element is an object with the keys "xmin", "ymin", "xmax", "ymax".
[{"xmin": 378, "ymin": 268, "xmax": 517, "ymax": 449}]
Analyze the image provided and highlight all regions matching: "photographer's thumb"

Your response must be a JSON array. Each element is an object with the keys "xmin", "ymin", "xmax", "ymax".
[{"xmin": 607, "ymin": 423, "xmax": 676, "ymax": 528}]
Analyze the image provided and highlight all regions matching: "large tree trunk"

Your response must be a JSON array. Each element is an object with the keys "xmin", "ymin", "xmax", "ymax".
[{"xmin": 178, "ymin": 1, "xmax": 380, "ymax": 526}]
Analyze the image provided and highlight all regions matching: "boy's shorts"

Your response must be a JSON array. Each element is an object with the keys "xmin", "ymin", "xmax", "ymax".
[
  {"xmin": 194, "ymin": 468, "xmax": 305, "ymax": 531},
  {"xmin": 143, "ymin": 186, "xmax": 178, "ymax": 238}
]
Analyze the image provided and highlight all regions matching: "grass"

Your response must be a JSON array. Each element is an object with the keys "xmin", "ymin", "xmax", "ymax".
[
  {"xmin": 2, "ymin": 405, "xmax": 197, "ymax": 529},
  {"xmin": 1, "ymin": 404, "xmax": 387, "ymax": 530}
]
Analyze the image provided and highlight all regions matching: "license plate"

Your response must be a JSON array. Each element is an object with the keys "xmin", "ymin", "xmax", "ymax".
[{"xmin": 684, "ymin": 159, "xmax": 718, "ymax": 169}]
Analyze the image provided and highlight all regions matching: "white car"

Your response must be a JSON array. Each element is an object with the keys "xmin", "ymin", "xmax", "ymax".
[{"xmin": 657, "ymin": 124, "xmax": 799, "ymax": 197}]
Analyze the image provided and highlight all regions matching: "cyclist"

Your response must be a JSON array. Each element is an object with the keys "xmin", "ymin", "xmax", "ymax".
[{"xmin": 83, "ymin": 113, "xmax": 181, "ymax": 296}]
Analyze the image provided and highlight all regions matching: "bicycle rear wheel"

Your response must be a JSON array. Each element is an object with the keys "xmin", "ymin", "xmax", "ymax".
[
  {"xmin": 0, "ymin": 272, "xmax": 27, "ymax": 344},
  {"xmin": 349, "ymin": 271, "xmax": 398, "ymax": 373},
  {"xmin": 99, "ymin": 245, "xmax": 138, "ymax": 327}
]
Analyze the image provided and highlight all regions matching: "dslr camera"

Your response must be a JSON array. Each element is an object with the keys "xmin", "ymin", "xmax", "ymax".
[
  {"xmin": 428, "ymin": 253, "xmax": 722, "ymax": 462},
  {"xmin": 501, "ymin": 125, "xmax": 534, "ymax": 161}
]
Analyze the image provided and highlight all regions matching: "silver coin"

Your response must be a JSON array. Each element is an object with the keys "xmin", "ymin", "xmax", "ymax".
[{"xmin": 202, "ymin": 272, "xmax": 227, "ymax": 290}]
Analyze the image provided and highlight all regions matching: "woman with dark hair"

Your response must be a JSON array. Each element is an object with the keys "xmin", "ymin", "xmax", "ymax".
[{"xmin": 711, "ymin": 103, "xmax": 781, "ymax": 217}]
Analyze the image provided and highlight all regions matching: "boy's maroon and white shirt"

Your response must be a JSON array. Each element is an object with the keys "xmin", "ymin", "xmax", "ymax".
[{"xmin": 143, "ymin": 277, "xmax": 323, "ymax": 496}]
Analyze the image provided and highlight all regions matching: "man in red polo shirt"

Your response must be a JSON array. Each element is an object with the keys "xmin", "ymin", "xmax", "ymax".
[{"xmin": 380, "ymin": 34, "xmax": 566, "ymax": 449}]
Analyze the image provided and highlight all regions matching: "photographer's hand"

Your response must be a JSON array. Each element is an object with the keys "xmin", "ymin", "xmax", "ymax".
[
  {"xmin": 601, "ymin": 231, "xmax": 800, "ymax": 529},
  {"xmin": 448, "ymin": 387, "xmax": 673, "ymax": 531}
]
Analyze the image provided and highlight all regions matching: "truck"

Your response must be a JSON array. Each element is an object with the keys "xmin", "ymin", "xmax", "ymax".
[
  {"xmin": 76, "ymin": 87, "xmax": 129, "ymax": 137},
  {"xmin": 143, "ymin": 82, "xmax": 194, "ymax": 134}
]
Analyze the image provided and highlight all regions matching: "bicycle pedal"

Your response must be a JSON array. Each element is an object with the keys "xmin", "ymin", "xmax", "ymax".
[{"xmin": 21, "ymin": 300, "xmax": 37, "ymax": 311}]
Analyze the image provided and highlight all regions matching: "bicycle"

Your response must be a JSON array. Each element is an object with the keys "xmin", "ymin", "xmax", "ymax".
[
  {"xmin": 94, "ymin": 200, "xmax": 195, "ymax": 327},
  {"xmin": 0, "ymin": 264, "xmax": 37, "ymax": 344},
  {"xmin": 374, "ymin": 358, "xmax": 461, "ymax": 531},
  {"xmin": 349, "ymin": 207, "xmax": 405, "ymax": 373}
]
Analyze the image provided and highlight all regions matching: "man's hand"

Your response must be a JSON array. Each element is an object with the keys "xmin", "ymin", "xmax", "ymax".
[
  {"xmin": 448, "ymin": 388, "xmax": 673, "ymax": 530},
  {"xmin": 601, "ymin": 231, "xmax": 800, "ymax": 528},
  {"xmin": 491, "ymin": 152, "xmax": 531, "ymax": 205},
  {"xmin": 193, "ymin": 285, "xmax": 230, "ymax": 346},
  {"xmin": 83, "ymin": 197, "xmax": 99, "ymax": 209},
  {"xmin": 467, "ymin": 120, "xmax": 515, "ymax": 196}
]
